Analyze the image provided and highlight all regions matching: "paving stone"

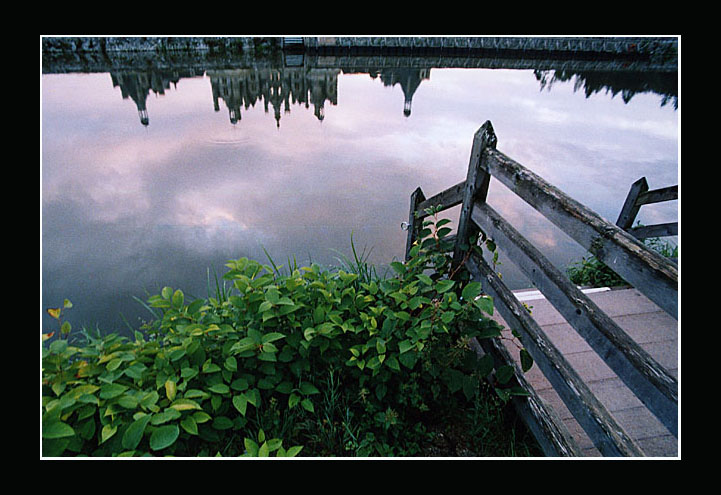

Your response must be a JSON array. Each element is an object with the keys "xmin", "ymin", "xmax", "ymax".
[{"xmin": 487, "ymin": 287, "xmax": 679, "ymax": 456}]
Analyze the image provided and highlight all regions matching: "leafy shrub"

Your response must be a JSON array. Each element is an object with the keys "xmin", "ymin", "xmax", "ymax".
[
  {"xmin": 567, "ymin": 231, "xmax": 678, "ymax": 288},
  {"xmin": 42, "ymin": 208, "xmax": 535, "ymax": 457}
]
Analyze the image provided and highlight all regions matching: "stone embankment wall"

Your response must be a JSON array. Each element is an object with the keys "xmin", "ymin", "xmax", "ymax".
[
  {"xmin": 41, "ymin": 36, "xmax": 678, "ymax": 74},
  {"xmin": 305, "ymin": 36, "xmax": 677, "ymax": 59},
  {"xmin": 42, "ymin": 36, "xmax": 677, "ymax": 58},
  {"xmin": 42, "ymin": 37, "xmax": 266, "ymax": 54}
]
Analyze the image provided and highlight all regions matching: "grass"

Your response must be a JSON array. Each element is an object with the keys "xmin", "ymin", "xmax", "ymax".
[{"xmin": 567, "ymin": 234, "xmax": 677, "ymax": 288}]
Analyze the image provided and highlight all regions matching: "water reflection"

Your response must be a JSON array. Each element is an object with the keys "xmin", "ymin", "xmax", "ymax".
[
  {"xmin": 534, "ymin": 69, "xmax": 677, "ymax": 109},
  {"xmin": 106, "ymin": 59, "xmax": 676, "ymax": 128},
  {"xmin": 42, "ymin": 53, "xmax": 678, "ymax": 335}
]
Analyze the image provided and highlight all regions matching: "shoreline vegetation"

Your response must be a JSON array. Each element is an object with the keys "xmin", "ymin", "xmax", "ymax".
[
  {"xmin": 42, "ymin": 211, "xmax": 543, "ymax": 458},
  {"xmin": 566, "ymin": 234, "xmax": 678, "ymax": 289}
]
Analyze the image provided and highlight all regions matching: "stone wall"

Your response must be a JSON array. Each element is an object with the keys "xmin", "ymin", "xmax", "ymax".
[
  {"xmin": 41, "ymin": 36, "xmax": 678, "ymax": 74},
  {"xmin": 41, "ymin": 36, "xmax": 272, "ymax": 54}
]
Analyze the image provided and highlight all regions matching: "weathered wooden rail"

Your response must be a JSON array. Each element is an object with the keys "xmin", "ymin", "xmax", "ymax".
[
  {"xmin": 405, "ymin": 121, "xmax": 678, "ymax": 456},
  {"xmin": 616, "ymin": 176, "xmax": 678, "ymax": 240}
]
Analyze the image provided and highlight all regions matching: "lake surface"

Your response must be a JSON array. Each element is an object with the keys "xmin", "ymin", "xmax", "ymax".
[{"xmin": 41, "ymin": 53, "xmax": 679, "ymax": 335}]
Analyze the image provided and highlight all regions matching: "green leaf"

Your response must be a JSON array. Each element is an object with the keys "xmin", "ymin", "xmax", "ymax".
[
  {"xmin": 386, "ymin": 355, "xmax": 400, "ymax": 372},
  {"xmin": 299, "ymin": 382, "xmax": 320, "ymax": 395},
  {"xmin": 99, "ymin": 383, "xmax": 128, "ymax": 399},
  {"xmin": 208, "ymin": 383, "xmax": 230, "ymax": 394},
  {"xmin": 232, "ymin": 395, "xmax": 248, "ymax": 416},
  {"xmin": 122, "ymin": 415, "xmax": 152, "ymax": 450},
  {"xmin": 496, "ymin": 365, "xmax": 515, "ymax": 385},
  {"xmin": 398, "ymin": 340, "xmax": 413, "ymax": 354},
  {"xmin": 100, "ymin": 424, "xmax": 117, "ymax": 444},
  {"xmin": 416, "ymin": 274, "xmax": 433, "ymax": 285},
  {"xmin": 285, "ymin": 445, "xmax": 303, "ymax": 457},
  {"xmin": 161, "ymin": 287, "xmax": 173, "ymax": 300},
  {"xmin": 436, "ymin": 279, "xmax": 455, "ymax": 293},
  {"xmin": 461, "ymin": 281, "xmax": 483, "ymax": 301},
  {"xmin": 140, "ymin": 391, "xmax": 159, "ymax": 409},
  {"xmin": 301, "ymin": 399, "xmax": 314, "ymax": 413},
  {"xmin": 389, "ymin": 261, "xmax": 406, "ymax": 275},
  {"xmin": 43, "ymin": 421, "xmax": 75, "ymax": 439},
  {"xmin": 193, "ymin": 411, "xmax": 212, "ymax": 424},
  {"xmin": 230, "ymin": 378, "xmax": 249, "ymax": 392},
  {"xmin": 224, "ymin": 356, "xmax": 237, "ymax": 372},
  {"xmin": 202, "ymin": 360, "xmax": 221, "ymax": 374},
  {"xmin": 474, "ymin": 295, "xmax": 494, "ymax": 315},
  {"xmin": 261, "ymin": 332, "xmax": 286, "ymax": 344},
  {"xmin": 520, "ymin": 349, "xmax": 534, "ymax": 372},
  {"xmin": 258, "ymin": 351, "xmax": 277, "ymax": 362},
  {"xmin": 495, "ymin": 387, "xmax": 512, "ymax": 402},
  {"xmin": 151, "ymin": 408, "xmax": 181, "ymax": 425},
  {"xmin": 398, "ymin": 351, "xmax": 418, "ymax": 369},
  {"xmin": 212, "ymin": 416, "xmax": 234, "ymax": 430},
  {"xmin": 180, "ymin": 415, "xmax": 198, "ymax": 435},
  {"xmin": 476, "ymin": 354, "xmax": 494, "ymax": 377},
  {"xmin": 244, "ymin": 438, "xmax": 259, "ymax": 456},
  {"xmin": 258, "ymin": 442, "xmax": 270, "ymax": 457},
  {"xmin": 171, "ymin": 289, "xmax": 185, "ymax": 309},
  {"xmin": 149, "ymin": 424, "xmax": 179, "ymax": 451}
]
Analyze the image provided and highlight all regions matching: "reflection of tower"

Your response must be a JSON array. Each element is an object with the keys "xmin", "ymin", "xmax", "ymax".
[
  {"xmin": 207, "ymin": 67, "xmax": 339, "ymax": 127},
  {"xmin": 111, "ymin": 72, "xmax": 151, "ymax": 126},
  {"xmin": 308, "ymin": 69, "xmax": 338, "ymax": 122},
  {"xmin": 377, "ymin": 68, "xmax": 431, "ymax": 117},
  {"xmin": 209, "ymin": 70, "xmax": 248, "ymax": 124},
  {"xmin": 110, "ymin": 70, "xmax": 198, "ymax": 126}
]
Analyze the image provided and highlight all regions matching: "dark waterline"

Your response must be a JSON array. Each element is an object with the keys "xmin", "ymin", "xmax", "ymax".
[{"xmin": 41, "ymin": 53, "xmax": 678, "ymax": 336}]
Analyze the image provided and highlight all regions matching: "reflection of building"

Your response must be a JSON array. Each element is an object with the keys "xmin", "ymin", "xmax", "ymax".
[
  {"xmin": 371, "ymin": 68, "xmax": 431, "ymax": 116},
  {"xmin": 533, "ymin": 69, "xmax": 678, "ymax": 109},
  {"xmin": 207, "ymin": 67, "xmax": 340, "ymax": 127},
  {"xmin": 110, "ymin": 69, "xmax": 202, "ymax": 126}
]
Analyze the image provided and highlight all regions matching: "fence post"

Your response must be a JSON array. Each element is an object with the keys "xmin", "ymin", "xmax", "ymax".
[
  {"xmin": 405, "ymin": 186, "xmax": 426, "ymax": 260},
  {"xmin": 616, "ymin": 177, "xmax": 649, "ymax": 230},
  {"xmin": 452, "ymin": 120, "xmax": 497, "ymax": 271}
]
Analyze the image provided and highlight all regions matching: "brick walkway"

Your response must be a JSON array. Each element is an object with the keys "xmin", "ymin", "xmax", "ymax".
[{"xmin": 494, "ymin": 287, "xmax": 679, "ymax": 457}]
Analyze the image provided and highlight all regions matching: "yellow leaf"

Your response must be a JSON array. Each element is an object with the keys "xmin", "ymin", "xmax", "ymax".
[
  {"xmin": 165, "ymin": 380, "xmax": 177, "ymax": 401},
  {"xmin": 47, "ymin": 308, "xmax": 61, "ymax": 320},
  {"xmin": 169, "ymin": 399, "xmax": 201, "ymax": 411}
]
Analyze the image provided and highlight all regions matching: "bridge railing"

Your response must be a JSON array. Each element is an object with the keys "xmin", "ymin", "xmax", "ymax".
[{"xmin": 405, "ymin": 121, "xmax": 678, "ymax": 456}]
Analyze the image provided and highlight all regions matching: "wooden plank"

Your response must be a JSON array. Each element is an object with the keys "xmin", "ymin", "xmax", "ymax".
[
  {"xmin": 405, "ymin": 187, "xmax": 426, "ymax": 260},
  {"xmin": 482, "ymin": 149, "xmax": 678, "ymax": 319},
  {"xmin": 465, "ymin": 253, "xmax": 645, "ymax": 456},
  {"xmin": 629, "ymin": 222, "xmax": 678, "ymax": 240},
  {"xmin": 470, "ymin": 201, "xmax": 678, "ymax": 437},
  {"xmin": 636, "ymin": 185, "xmax": 678, "ymax": 206},
  {"xmin": 415, "ymin": 180, "xmax": 465, "ymax": 217},
  {"xmin": 616, "ymin": 177, "xmax": 649, "ymax": 230},
  {"xmin": 467, "ymin": 331, "xmax": 583, "ymax": 457},
  {"xmin": 452, "ymin": 121, "xmax": 496, "ymax": 270}
]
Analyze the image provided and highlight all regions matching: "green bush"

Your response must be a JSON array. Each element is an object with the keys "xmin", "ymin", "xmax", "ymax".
[{"xmin": 42, "ymin": 209, "xmax": 536, "ymax": 457}]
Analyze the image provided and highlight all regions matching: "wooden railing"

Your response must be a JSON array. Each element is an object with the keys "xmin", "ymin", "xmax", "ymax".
[
  {"xmin": 616, "ymin": 176, "xmax": 678, "ymax": 240},
  {"xmin": 405, "ymin": 121, "xmax": 678, "ymax": 456}
]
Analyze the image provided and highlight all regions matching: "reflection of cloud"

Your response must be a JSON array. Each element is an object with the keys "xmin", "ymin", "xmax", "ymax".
[{"xmin": 42, "ymin": 67, "xmax": 678, "ymax": 332}]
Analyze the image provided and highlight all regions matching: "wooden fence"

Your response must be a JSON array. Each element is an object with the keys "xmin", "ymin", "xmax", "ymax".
[
  {"xmin": 405, "ymin": 121, "xmax": 678, "ymax": 456},
  {"xmin": 616, "ymin": 176, "xmax": 678, "ymax": 240}
]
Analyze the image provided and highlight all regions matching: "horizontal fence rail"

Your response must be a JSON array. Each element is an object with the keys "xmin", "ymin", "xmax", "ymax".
[
  {"xmin": 405, "ymin": 121, "xmax": 678, "ymax": 456},
  {"xmin": 617, "ymin": 177, "xmax": 679, "ymax": 241}
]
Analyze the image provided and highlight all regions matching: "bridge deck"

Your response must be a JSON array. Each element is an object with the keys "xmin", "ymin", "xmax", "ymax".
[{"xmin": 493, "ymin": 286, "xmax": 679, "ymax": 457}]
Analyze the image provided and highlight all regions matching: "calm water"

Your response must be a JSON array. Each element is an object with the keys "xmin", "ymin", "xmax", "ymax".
[{"xmin": 41, "ymin": 56, "xmax": 679, "ymax": 335}]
